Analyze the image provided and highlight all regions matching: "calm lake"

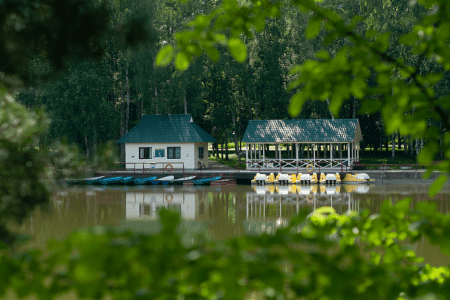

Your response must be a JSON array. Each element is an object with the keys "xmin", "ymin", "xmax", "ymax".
[{"xmin": 13, "ymin": 183, "xmax": 450, "ymax": 266}]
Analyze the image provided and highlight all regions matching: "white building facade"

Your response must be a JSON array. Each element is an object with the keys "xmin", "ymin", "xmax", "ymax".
[{"xmin": 117, "ymin": 115, "xmax": 216, "ymax": 170}]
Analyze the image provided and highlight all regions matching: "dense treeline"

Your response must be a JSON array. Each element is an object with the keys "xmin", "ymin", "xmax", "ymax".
[{"xmin": 14, "ymin": 0, "xmax": 448, "ymax": 162}]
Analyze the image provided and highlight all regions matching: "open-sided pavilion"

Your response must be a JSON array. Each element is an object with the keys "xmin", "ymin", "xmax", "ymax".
[{"xmin": 241, "ymin": 119, "xmax": 363, "ymax": 171}]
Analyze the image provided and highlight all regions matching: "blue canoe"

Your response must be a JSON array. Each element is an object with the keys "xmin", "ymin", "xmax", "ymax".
[
  {"xmin": 193, "ymin": 176, "xmax": 222, "ymax": 185},
  {"xmin": 120, "ymin": 177, "xmax": 134, "ymax": 184},
  {"xmin": 99, "ymin": 177, "xmax": 123, "ymax": 185},
  {"xmin": 151, "ymin": 175, "xmax": 175, "ymax": 185},
  {"xmin": 68, "ymin": 176, "xmax": 105, "ymax": 185},
  {"xmin": 85, "ymin": 176, "xmax": 106, "ymax": 185},
  {"xmin": 133, "ymin": 176, "xmax": 157, "ymax": 185}
]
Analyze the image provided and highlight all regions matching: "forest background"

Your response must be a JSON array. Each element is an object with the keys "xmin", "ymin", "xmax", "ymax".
[
  {"xmin": 12, "ymin": 0, "xmax": 438, "ymax": 164},
  {"xmin": 3, "ymin": 0, "xmax": 450, "ymax": 299}
]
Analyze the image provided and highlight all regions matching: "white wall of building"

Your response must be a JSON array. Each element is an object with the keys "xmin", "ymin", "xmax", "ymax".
[
  {"xmin": 125, "ymin": 142, "xmax": 210, "ymax": 170},
  {"xmin": 125, "ymin": 142, "xmax": 197, "ymax": 169},
  {"xmin": 194, "ymin": 142, "xmax": 209, "ymax": 169}
]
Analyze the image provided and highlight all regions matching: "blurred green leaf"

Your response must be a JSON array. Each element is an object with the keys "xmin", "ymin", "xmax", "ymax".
[
  {"xmin": 206, "ymin": 47, "xmax": 220, "ymax": 62},
  {"xmin": 429, "ymin": 175, "xmax": 447, "ymax": 198},
  {"xmin": 156, "ymin": 45, "xmax": 174, "ymax": 67},
  {"xmin": 175, "ymin": 52, "xmax": 190, "ymax": 70},
  {"xmin": 289, "ymin": 93, "xmax": 307, "ymax": 116},
  {"xmin": 228, "ymin": 38, "xmax": 247, "ymax": 63},
  {"xmin": 306, "ymin": 16, "xmax": 322, "ymax": 39}
]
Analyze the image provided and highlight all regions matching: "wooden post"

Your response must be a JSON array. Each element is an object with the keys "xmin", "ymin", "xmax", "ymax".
[
  {"xmin": 330, "ymin": 143, "xmax": 333, "ymax": 168},
  {"xmin": 279, "ymin": 144, "xmax": 281, "ymax": 165},
  {"xmin": 348, "ymin": 143, "xmax": 350, "ymax": 166},
  {"xmin": 263, "ymin": 143, "xmax": 265, "ymax": 166},
  {"xmin": 313, "ymin": 143, "xmax": 316, "ymax": 165},
  {"xmin": 258, "ymin": 144, "xmax": 261, "ymax": 163},
  {"xmin": 246, "ymin": 143, "xmax": 248, "ymax": 169}
]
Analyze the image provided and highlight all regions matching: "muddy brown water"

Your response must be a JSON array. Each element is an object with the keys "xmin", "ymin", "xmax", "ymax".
[{"xmin": 12, "ymin": 183, "xmax": 450, "ymax": 266}]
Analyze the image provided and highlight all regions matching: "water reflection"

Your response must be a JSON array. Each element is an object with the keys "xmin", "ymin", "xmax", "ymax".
[
  {"xmin": 245, "ymin": 185, "xmax": 366, "ymax": 235},
  {"xmin": 12, "ymin": 184, "xmax": 450, "ymax": 266}
]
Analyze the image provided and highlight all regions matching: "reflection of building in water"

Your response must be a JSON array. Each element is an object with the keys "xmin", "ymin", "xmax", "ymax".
[
  {"xmin": 126, "ymin": 189, "xmax": 210, "ymax": 220},
  {"xmin": 245, "ymin": 185, "xmax": 368, "ymax": 234}
]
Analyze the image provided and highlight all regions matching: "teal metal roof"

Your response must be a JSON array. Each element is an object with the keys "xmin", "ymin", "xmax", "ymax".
[
  {"xmin": 117, "ymin": 114, "xmax": 217, "ymax": 143},
  {"xmin": 242, "ymin": 119, "xmax": 362, "ymax": 143}
]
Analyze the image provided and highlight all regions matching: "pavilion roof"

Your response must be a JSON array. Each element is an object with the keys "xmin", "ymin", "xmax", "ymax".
[{"xmin": 242, "ymin": 119, "xmax": 362, "ymax": 143}]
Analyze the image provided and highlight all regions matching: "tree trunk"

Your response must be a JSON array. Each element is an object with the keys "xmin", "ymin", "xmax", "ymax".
[
  {"xmin": 221, "ymin": 135, "xmax": 224, "ymax": 159},
  {"xmin": 440, "ymin": 123, "xmax": 443, "ymax": 158},
  {"xmin": 120, "ymin": 98, "xmax": 125, "ymax": 163},
  {"xmin": 391, "ymin": 132, "xmax": 395, "ymax": 162},
  {"xmin": 225, "ymin": 132, "xmax": 229, "ymax": 160},
  {"xmin": 184, "ymin": 89, "xmax": 187, "ymax": 114},
  {"xmin": 93, "ymin": 124, "xmax": 97, "ymax": 163},
  {"xmin": 405, "ymin": 135, "xmax": 409, "ymax": 156},
  {"xmin": 125, "ymin": 68, "xmax": 130, "ymax": 133},
  {"xmin": 231, "ymin": 112, "xmax": 238, "ymax": 159},
  {"xmin": 85, "ymin": 135, "xmax": 90, "ymax": 164},
  {"xmin": 353, "ymin": 98, "xmax": 356, "ymax": 118},
  {"xmin": 397, "ymin": 130, "xmax": 401, "ymax": 150},
  {"xmin": 152, "ymin": 55, "xmax": 158, "ymax": 115},
  {"xmin": 326, "ymin": 98, "xmax": 334, "ymax": 120},
  {"xmin": 416, "ymin": 137, "xmax": 419, "ymax": 158},
  {"xmin": 141, "ymin": 94, "xmax": 144, "ymax": 120}
]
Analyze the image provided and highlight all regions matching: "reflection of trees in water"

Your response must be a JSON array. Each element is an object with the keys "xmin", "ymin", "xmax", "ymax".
[
  {"xmin": 354, "ymin": 191, "xmax": 450, "ymax": 215},
  {"xmin": 206, "ymin": 189, "xmax": 247, "ymax": 240},
  {"xmin": 17, "ymin": 185, "xmax": 450, "ymax": 250}
]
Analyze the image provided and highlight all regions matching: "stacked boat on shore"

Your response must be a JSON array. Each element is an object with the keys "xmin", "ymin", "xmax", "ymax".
[
  {"xmin": 251, "ymin": 172, "xmax": 374, "ymax": 185},
  {"xmin": 66, "ymin": 175, "xmax": 222, "ymax": 186}
]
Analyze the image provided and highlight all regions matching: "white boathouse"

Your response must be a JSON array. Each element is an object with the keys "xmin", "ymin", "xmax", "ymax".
[{"xmin": 117, "ymin": 114, "xmax": 216, "ymax": 170}]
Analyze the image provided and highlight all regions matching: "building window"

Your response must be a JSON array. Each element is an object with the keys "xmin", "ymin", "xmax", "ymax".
[
  {"xmin": 168, "ymin": 147, "xmax": 181, "ymax": 159},
  {"xmin": 198, "ymin": 147, "xmax": 204, "ymax": 159},
  {"xmin": 139, "ymin": 147, "xmax": 152, "ymax": 159}
]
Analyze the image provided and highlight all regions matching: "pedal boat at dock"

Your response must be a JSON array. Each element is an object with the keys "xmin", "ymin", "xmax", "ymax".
[
  {"xmin": 251, "ymin": 173, "xmax": 266, "ymax": 185},
  {"xmin": 318, "ymin": 173, "xmax": 341, "ymax": 185},
  {"xmin": 342, "ymin": 173, "xmax": 375, "ymax": 184}
]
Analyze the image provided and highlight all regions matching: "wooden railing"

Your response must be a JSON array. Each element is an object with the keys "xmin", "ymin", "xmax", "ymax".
[
  {"xmin": 236, "ymin": 160, "xmax": 351, "ymax": 173},
  {"xmin": 242, "ymin": 158, "xmax": 354, "ymax": 171},
  {"xmin": 110, "ymin": 162, "xmax": 186, "ymax": 175}
]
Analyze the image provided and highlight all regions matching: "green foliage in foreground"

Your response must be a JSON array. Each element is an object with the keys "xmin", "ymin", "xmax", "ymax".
[
  {"xmin": 0, "ymin": 91, "xmax": 118, "ymax": 245},
  {"xmin": 2, "ymin": 202, "xmax": 450, "ymax": 300}
]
